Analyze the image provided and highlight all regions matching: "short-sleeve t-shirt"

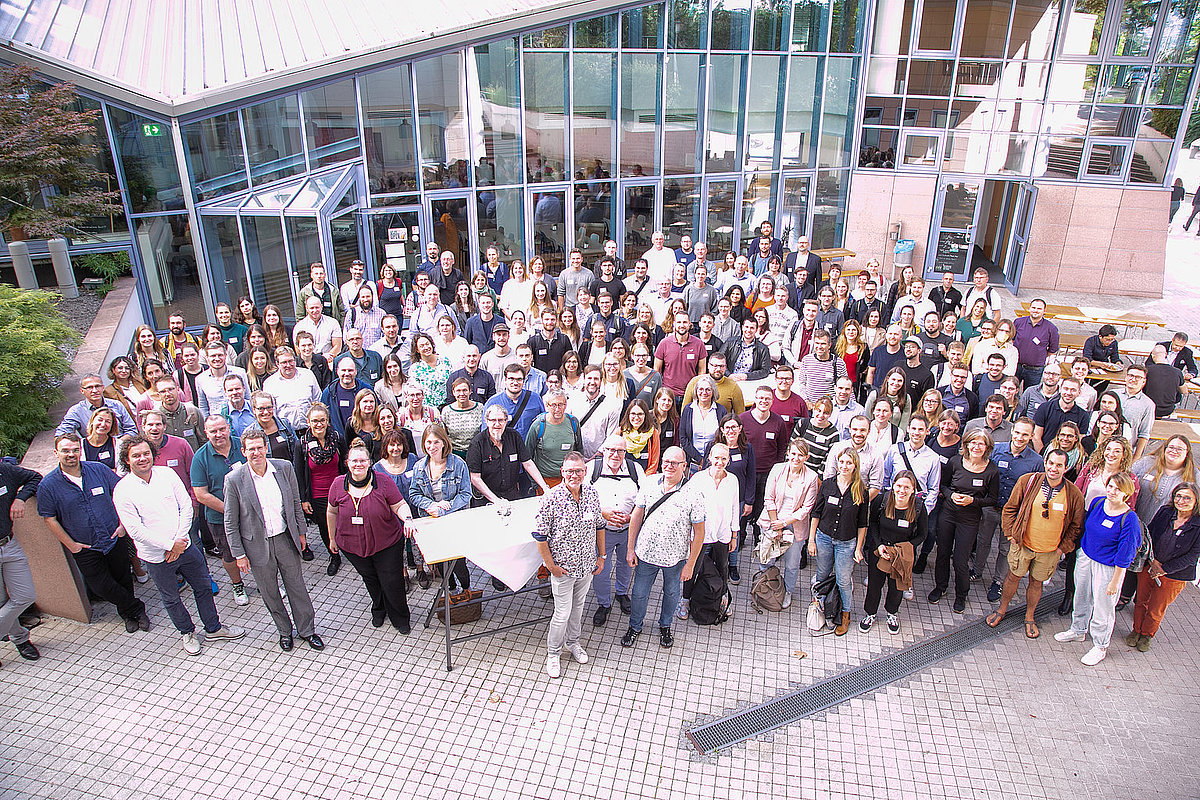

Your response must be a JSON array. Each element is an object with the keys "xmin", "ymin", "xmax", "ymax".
[{"xmin": 655, "ymin": 335, "xmax": 707, "ymax": 395}]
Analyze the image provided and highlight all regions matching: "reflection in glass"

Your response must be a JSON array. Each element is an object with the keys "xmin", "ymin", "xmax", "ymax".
[
  {"xmin": 1097, "ymin": 65, "xmax": 1149, "ymax": 104},
  {"xmin": 201, "ymin": 215, "xmax": 249, "ymax": 305},
  {"xmin": 669, "ymin": 0, "xmax": 710, "ymax": 47},
  {"xmin": 819, "ymin": 56, "xmax": 859, "ymax": 168},
  {"xmin": 1061, "ymin": 0, "xmax": 1106, "ymax": 56},
  {"xmin": 243, "ymin": 95, "xmax": 305, "ymax": 186},
  {"xmin": 986, "ymin": 134, "xmax": 1037, "ymax": 174},
  {"xmin": 108, "ymin": 106, "xmax": 185, "ymax": 213},
  {"xmin": 242, "ymin": 215, "xmax": 294, "ymax": 313},
  {"xmin": 903, "ymin": 133, "xmax": 942, "ymax": 166},
  {"xmin": 706, "ymin": 179, "xmax": 738, "ymax": 253},
  {"xmin": 864, "ymin": 95, "xmax": 902, "ymax": 126},
  {"xmin": 662, "ymin": 178, "xmax": 700, "ymax": 247},
  {"xmin": 867, "ymin": 58, "xmax": 907, "ymax": 95},
  {"xmin": 286, "ymin": 217, "xmax": 322, "ymax": 283},
  {"xmin": 1043, "ymin": 136, "xmax": 1085, "ymax": 178},
  {"xmin": 330, "ymin": 214, "xmax": 363, "ymax": 278},
  {"xmin": 574, "ymin": 182, "xmax": 614, "ymax": 262},
  {"xmin": 1088, "ymin": 105, "xmax": 1137, "ymax": 136},
  {"xmin": 962, "ymin": 0, "xmax": 1013, "ymax": 58},
  {"xmin": 135, "ymin": 215, "xmax": 205, "ymax": 328},
  {"xmin": 909, "ymin": 59, "xmax": 955, "ymax": 95},
  {"xmin": 941, "ymin": 180, "xmax": 980, "ymax": 227},
  {"xmin": 1008, "ymin": 0, "xmax": 1061, "ymax": 60},
  {"xmin": 783, "ymin": 56, "xmax": 822, "ymax": 168},
  {"xmin": 74, "ymin": 96, "xmax": 127, "ymax": 239},
  {"xmin": 368, "ymin": 210, "xmax": 422, "ymax": 292},
  {"xmin": 183, "ymin": 112, "xmax": 247, "ymax": 202},
  {"xmin": 620, "ymin": 54, "xmax": 663, "ymax": 177},
  {"xmin": 753, "ymin": 0, "xmax": 791, "ymax": 50},
  {"xmin": 1112, "ymin": 0, "xmax": 1157, "ymax": 57},
  {"xmin": 811, "ymin": 169, "xmax": 847, "ymax": 249},
  {"xmin": 301, "ymin": 80, "xmax": 361, "ymax": 168},
  {"xmin": 916, "ymin": 0, "xmax": 957, "ymax": 51},
  {"xmin": 746, "ymin": 56, "xmax": 785, "ymax": 169},
  {"xmin": 1139, "ymin": 106, "xmax": 1179, "ymax": 140},
  {"xmin": 997, "ymin": 60, "xmax": 1051, "ymax": 101},
  {"xmin": 740, "ymin": 173, "xmax": 775, "ymax": 245},
  {"xmin": 573, "ymin": 53, "xmax": 618, "ymax": 181},
  {"xmin": 955, "ymin": 61, "xmax": 1003, "ymax": 98},
  {"xmin": 361, "ymin": 65, "xmax": 419, "ymax": 194},
  {"xmin": 870, "ymin": 0, "xmax": 912, "ymax": 55},
  {"xmin": 1155, "ymin": 0, "xmax": 1200, "ymax": 64},
  {"xmin": 624, "ymin": 184, "xmax": 656, "ymax": 259},
  {"xmin": 523, "ymin": 27, "xmax": 568, "ymax": 48},
  {"xmin": 779, "ymin": 175, "xmax": 810, "ymax": 247},
  {"xmin": 706, "ymin": 54, "xmax": 746, "ymax": 171},
  {"xmin": 1043, "ymin": 102, "xmax": 1092, "ymax": 135},
  {"xmin": 933, "ymin": 231, "xmax": 971, "ymax": 274},
  {"xmin": 941, "ymin": 130, "xmax": 990, "ymax": 172},
  {"xmin": 1130, "ymin": 138, "xmax": 1171, "ymax": 183},
  {"xmin": 430, "ymin": 197, "xmax": 472, "ymax": 270},
  {"xmin": 472, "ymin": 39, "xmax": 523, "ymax": 187},
  {"xmin": 623, "ymin": 4, "xmax": 665, "ymax": 48},
  {"xmin": 415, "ymin": 53, "xmax": 472, "ymax": 190},
  {"xmin": 711, "ymin": 0, "xmax": 752, "ymax": 50},
  {"xmin": 575, "ymin": 14, "xmax": 618, "ymax": 48},
  {"xmin": 524, "ymin": 52, "xmax": 569, "ymax": 183},
  {"xmin": 532, "ymin": 188, "xmax": 569, "ymax": 274},
  {"xmin": 1148, "ymin": 66, "xmax": 1192, "ymax": 106},
  {"xmin": 1085, "ymin": 142, "xmax": 1127, "ymax": 177},
  {"xmin": 478, "ymin": 187, "xmax": 524, "ymax": 260},
  {"xmin": 663, "ymin": 53, "xmax": 704, "ymax": 175},
  {"xmin": 904, "ymin": 97, "xmax": 950, "ymax": 126},
  {"xmin": 829, "ymin": 0, "xmax": 864, "ymax": 52},
  {"xmin": 859, "ymin": 128, "xmax": 899, "ymax": 167}
]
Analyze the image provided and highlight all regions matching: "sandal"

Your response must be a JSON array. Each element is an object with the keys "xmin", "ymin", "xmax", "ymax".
[
  {"xmin": 1024, "ymin": 621, "xmax": 1040, "ymax": 639},
  {"xmin": 985, "ymin": 611, "xmax": 1004, "ymax": 628}
]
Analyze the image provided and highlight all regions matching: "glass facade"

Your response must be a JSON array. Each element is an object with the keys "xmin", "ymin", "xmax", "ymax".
[{"xmin": 12, "ymin": 0, "xmax": 1197, "ymax": 329}]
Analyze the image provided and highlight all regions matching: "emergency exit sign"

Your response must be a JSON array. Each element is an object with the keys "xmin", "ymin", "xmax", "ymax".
[{"xmin": 142, "ymin": 123, "xmax": 164, "ymax": 137}]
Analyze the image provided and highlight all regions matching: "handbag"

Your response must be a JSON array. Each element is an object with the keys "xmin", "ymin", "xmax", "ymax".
[{"xmin": 435, "ymin": 588, "xmax": 484, "ymax": 625}]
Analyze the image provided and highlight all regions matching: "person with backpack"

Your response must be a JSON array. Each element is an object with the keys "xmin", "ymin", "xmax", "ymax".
[
  {"xmin": 1054, "ymin": 472, "xmax": 1142, "ymax": 666},
  {"xmin": 524, "ymin": 389, "xmax": 584, "ymax": 488},
  {"xmin": 679, "ymin": 443, "xmax": 739, "ymax": 623},
  {"xmin": 860, "ymin": 471, "xmax": 927, "ymax": 634},
  {"xmin": 589, "ymin": 435, "xmax": 644, "ymax": 627},
  {"xmin": 808, "ymin": 447, "xmax": 869, "ymax": 636}
]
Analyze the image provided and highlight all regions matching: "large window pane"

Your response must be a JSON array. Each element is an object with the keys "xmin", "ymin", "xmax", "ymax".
[
  {"xmin": 916, "ymin": 0, "xmax": 958, "ymax": 51},
  {"xmin": 986, "ymin": 134, "xmax": 1037, "ymax": 173},
  {"xmin": 669, "ymin": 0, "xmax": 710, "ymax": 48},
  {"xmin": 705, "ymin": 54, "xmax": 746, "ymax": 171},
  {"xmin": 819, "ymin": 56, "xmax": 859, "ymax": 167},
  {"xmin": 707, "ymin": 179, "xmax": 739, "ymax": 253},
  {"xmin": 1049, "ymin": 62, "xmax": 1100, "ymax": 102},
  {"xmin": 1043, "ymin": 102, "xmax": 1092, "ymax": 134},
  {"xmin": 1009, "ymin": 0, "xmax": 1060, "ymax": 60},
  {"xmin": 1097, "ymin": 65, "xmax": 1150, "ymax": 104},
  {"xmin": 108, "ymin": 106, "xmax": 185, "ymax": 213},
  {"xmin": 741, "ymin": 172, "xmax": 776, "ymax": 245},
  {"xmin": 242, "ymin": 215, "xmax": 294, "ymax": 314},
  {"xmin": 620, "ymin": 53, "xmax": 663, "ymax": 177},
  {"xmin": 573, "ymin": 53, "xmax": 617, "ymax": 181},
  {"xmin": 711, "ymin": 0, "xmax": 753, "ymax": 49},
  {"xmin": 243, "ymin": 96, "xmax": 305, "ymax": 186},
  {"xmin": 623, "ymin": 5, "xmax": 665, "ymax": 48},
  {"xmin": 1149, "ymin": 66, "xmax": 1193, "ymax": 105},
  {"xmin": 523, "ymin": 27, "xmax": 568, "ymax": 48},
  {"xmin": 575, "ymin": 14, "xmax": 618, "ymax": 48},
  {"xmin": 623, "ymin": 184, "xmax": 657, "ymax": 259},
  {"xmin": 746, "ymin": 55, "xmax": 785, "ymax": 169},
  {"xmin": 415, "ymin": 53, "xmax": 472, "ymax": 190},
  {"xmin": 663, "ymin": 53, "xmax": 704, "ymax": 175},
  {"xmin": 961, "ymin": 0, "xmax": 1013, "ymax": 57},
  {"xmin": 754, "ymin": 0, "xmax": 792, "ymax": 50},
  {"xmin": 662, "ymin": 178, "xmax": 700, "ymax": 247},
  {"xmin": 778, "ymin": 175, "xmax": 810, "ymax": 247},
  {"xmin": 531, "ymin": 188, "xmax": 569, "ymax": 275},
  {"xmin": 75, "ymin": 96, "xmax": 126, "ymax": 240},
  {"xmin": 859, "ymin": 127, "xmax": 900, "ymax": 166},
  {"xmin": 472, "ymin": 39, "xmax": 523, "ymax": 188},
  {"xmin": 135, "ymin": 215, "xmax": 205, "ymax": 328},
  {"xmin": 1130, "ymin": 137, "xmax": 1172, "ymax": 183},
  {"xmin": 1043, "ymin": 135, "xmax": 1085, "ymax": 177},
  {"xmin": 362, "ymin": 65, "xmax": 419, "ymax": 194},
  {"xmin": 285, "ymin": 217, "xmax": 322, "ymax": 282},
  {"xmin": 201, "ymin": 215, "xmax": 248, "ymax": 306},
  {"xmin": 478, "ymin": 187, "xmax": 524, "ymax": 260},
  {"xmin": 1156, "ymin": 0, "xmax": 1200, "ymax": 64},
  {"xmin": 430, "ymin": 197, "xmax": 472, "ymax": 269},
  {"xmin": 574, "ymin": 181, "xmax": 614, "ymax": 262},
  {"xmin": 871, "ymin": 0, "xmax": 912, "ymax": 55},
  {"xmin": 811, "ymin": 169, "xmax": 847, "ymax": 249},
  {"xmin": 909, "ymin": 59, "xmax": 955, "ymax": 95},
  {"xmin": 997, "ymin": 60, "xmax": 1051, "ymax": 100},
  {"xmin": 829, "ymin": 0, "xmax": 864, "ymax": 52},
  {"xmin": 524, "ymin": 53, "xmax": 569, "ymax": 183},
  {"xmin": 1112, "ymin": 0, "xmax": 1157, "ymax": 57},
  {"xmin": 782, "ymin": 55, "xmax": 822, "ymax": 168},
  {"xmin": 1061, "ymin": 0, "xmax": 1106, "ymax": 56},
  {"xmin": 301, "ymin": 80, "xmax": 361, "ymax": 168},
  {"xmin": 792, "ymin": 0, "xmax": 830, "ymax": 51},
  {"xmin": 183, "ymin": 112, "xmax": 246, "ymax": 202}
]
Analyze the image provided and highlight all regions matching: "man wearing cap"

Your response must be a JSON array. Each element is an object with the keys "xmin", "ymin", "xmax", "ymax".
[
  {"xmin": 480, "ymin": 322, "xmax": 518, "ymax": 385},
  {"xmin": 902, "ymin": 337, "xmax": 935, "ymax": 408}
]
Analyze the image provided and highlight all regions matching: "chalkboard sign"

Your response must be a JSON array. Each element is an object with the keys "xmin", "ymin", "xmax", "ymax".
[{"xmin": 932, "ymin": 232, "xmax": 969, "ymax": 276}]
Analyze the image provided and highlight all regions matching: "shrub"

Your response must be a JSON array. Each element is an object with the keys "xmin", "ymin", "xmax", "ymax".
[
  {"xmin": 0, "ymin": 285, "xmax": 80, "ymax": 458},
  {"xmin": 75, "ymin": 251, "xmax": 131, "ymax": 296}
]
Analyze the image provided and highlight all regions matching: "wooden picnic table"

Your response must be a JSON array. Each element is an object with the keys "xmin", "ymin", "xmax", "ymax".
[
  {"xmin": 812, "ymin": 248, "xmax": 856, "ymax": 264},
  {"xmin": 1150, "ymin": 419, "xmax": 1200, "ymax": 444},
  {"xmin": 1017, "ymin": 302, "xmax": 1165, "ymax": 334}
]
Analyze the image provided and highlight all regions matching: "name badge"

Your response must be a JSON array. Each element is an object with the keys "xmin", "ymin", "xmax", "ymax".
[
  {"xmin": 91, "ymin": 487, "xmax": 104, "ymax": 496},
  {"xmin": 276, "ymin": 435, "xmax": 286, "ymax": 444},
  {"xmin": 509, "ymin": 453, "xmax": 518, "ymax": 462},
  {"xmin": 99, "ymin": 451, "xmax": 110, "ymax": 459},
  {"xmin": 829, "ymin": 495, "xmax": 840, "ymax": 505},
  {"xmin": 167, "ymin": 459, "xmax": 179, "ymax": 467},
  {"xmin": 998, "ymin": 460, "xmax": 1009, "ymax": 468},
  {"xmin": 1052, "ymin": 503, "xmax": 1065, "ymax": 511},
  {"xmin": 351, "ymin": 516, "xmax": 365, "ymax": 526},
  {"xmin": 476, "ymin": 388, "xmax": 487, "ymax": 396},
  {"xmin": 1102, "ymin": 519, "xmax": 1113, "ymax": 528},
  {"xmin": 781, "ymin": 415, "xmax": 792, "ymax": 422},
  {"xmin": 0, "ymin": 485, "xmax": 6, "ymax": 496},
  {"xmin": 308, "ymin": 440, "xmax": 319, "ymax": 449},
  {"xmin": 765, "ymin": 432, "xmax": 776, "ymax": 439},
  {"xmin": 538, "ymin": 349, "xmax": 548, "ymax": 356},
  {"xmin": 1032, "ymin": 337, "xmax": 1041, "ymax": 345},
  {"xmin": 939, "ymin": 455, "xmax": 948, "ymax": 464},
  {"xmin": 184, "ymin": 430, "xmax": 195, "ymax": 438},
  {"xmin": 230, "ymin": 337, "xmax": 240, "ymax": 345},
  {"xmin": 972, "ymin": 478, "xmax": 983, "ymax": 487},
  {"xmin": 340, "ymin": 400, "xmax": 350, "ymax": 407},
  {"xmin": 561, "ymin": 443, "xmax": 571, "ymax": 450},
  {"xmin": 404, "ymin": 471, "xmax": 414, "ymax": 480},
  {"xmin": 687, "ymin": 353, "xmax": 696, "ymax": 360},
  {"xmin": 731, "ymin": 453, "xmax": 742, "ymax": 461},
  {"xmin": 898, "ymin": 518, "xmax": 909, "ymax": 528}
]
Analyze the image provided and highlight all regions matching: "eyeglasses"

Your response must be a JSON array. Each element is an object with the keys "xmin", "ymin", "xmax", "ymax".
[
  {"xmin": 662, "ymin": 459, "xmax": 686, "ymax": 466},
  {"xmin": 562, "ymin": 468, "xmax": 587, "ymax": 476}
]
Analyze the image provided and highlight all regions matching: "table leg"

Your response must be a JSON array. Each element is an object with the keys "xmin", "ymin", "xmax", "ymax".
[{"xmin": 442, "ymin": 564, "xmax": 453, "ymax": 672}]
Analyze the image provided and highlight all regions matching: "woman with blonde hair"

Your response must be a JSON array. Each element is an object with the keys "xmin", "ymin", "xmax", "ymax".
[
  {"xmin": 835, "ymin": 318, "xmax": 871, "ymax": 391},
  {"xmin": 760, "ymin": 438, "xmax": 820, "ymax": 606},
  {"xmin": 347, "ymin": 389, "xmax": 383, "ymax": 461},
  {"xmin": 243, "ymin": 346, "xmax": 275, "ymax": 393},
  {"xmin": 809, "ymin": 445, "xmax": 869, "ymax": 635},
  {"xmin": 528, "ymin": 280, "xmax": 554, "ymax": 320},
  {"xmin": 129, "ymin": 324, "xmax": 168, "ymax": 371},
  {"xmin": 500, "ymin": 259, "xmax": 531, "ymax": 319},
  {"xmin": 84, "ymin": 407, "xmax": 120, "ymax": 470},
  {"xmin": 929, "ymin": 427, "xmax": 999, "ymax": 613}
]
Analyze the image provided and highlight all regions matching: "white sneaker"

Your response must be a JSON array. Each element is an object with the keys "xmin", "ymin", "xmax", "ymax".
[
  {"xmin": 182, "ymin": 632, "xmax": 201, "ymax": 656},
  {"xmin": 1080, "ymin": 646, "xmax": 1107, "ymax": 666},
  {"xmin": 205, "ymin": 625, "xmax": 246, "ymax": 642},
  {"xmin": 903, "ymin": 589, "xmax": 914, "ymax": 600},
  {"xmin": 677, "ymin": 600, "xmax": 689, "ymax": 620},
  {"xmin": 781, "ymin": 594, "xmax": 792, "ymax": 609},
  {"xmin": 232, "ymin": 582, "xmax": 250, "ymax": 607},
  {"xmin": 545, "ymin": 654, "xmax": 561, "ymax": 678},
  {"xmin": 1054, "ymin": 628, "xmax": 1087, "ymax": 643},
  {"xmin": 566, "ymin": 644, "xmax": 589, "ymax": 664}
]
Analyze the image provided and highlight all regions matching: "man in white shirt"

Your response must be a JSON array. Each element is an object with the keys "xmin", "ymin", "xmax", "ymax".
[
  {"xmin": 589, "ymin": 435, "xmax": 643, "ymax": 626},
  {"xmin": 960, "ymin": 266, "xmax": 1003, "ymax": 323},
  {"xmin": 567, "ymin": 366, "xmax": 622, "ymax": 460},
  {"xmin": 646, "ymin": 280, "xmax": 675, "ymax": 327},
  {"xmin": 480, "ymin": 323, "xmax": 519, "ymax": 385},
  {"xmin": 890, "ymin": 278, "xmax": 936, "ymax": 324},
  {"xmin": 622, "ymin": 258, "xmax": 652, "ymax": 302},
  {"xmin": 194, "ymin": 343, "xmax": 250, "ymax": 419},
  {"xmin": 113, "ymin": 435, "xmax": 245, "ymax": 656},
  {"xmin": 263, "ymin": 347, "xmax": 320, "ymax": 432},
  {"xmin": 339, "ymin": 259, "xmax": 376, "ymax": 314},
  {"xmin": 642, "ymin": 231, "xmax": 678, "ymax": 284},
  {"xmin": 293, "ymin": 296, "xmax": 342, "ymax": 364}
]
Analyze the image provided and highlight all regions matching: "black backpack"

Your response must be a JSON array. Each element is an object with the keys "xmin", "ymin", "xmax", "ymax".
[{"xmin": 689, "ymin": 551, "xmax": 731, "ymax": 626}]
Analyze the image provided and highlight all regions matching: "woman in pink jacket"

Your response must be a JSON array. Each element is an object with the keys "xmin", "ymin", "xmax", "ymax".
[{"xmin": 759, "ymin": 438, "xmax": 820, "ymax": 607}]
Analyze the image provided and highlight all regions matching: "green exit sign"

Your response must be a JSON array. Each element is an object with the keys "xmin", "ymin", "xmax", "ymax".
[{"xmin": 142, "ymin": 123, "xmax": 164, "ymax": 137}]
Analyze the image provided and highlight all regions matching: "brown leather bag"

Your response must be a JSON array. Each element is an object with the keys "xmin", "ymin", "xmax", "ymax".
[{"xmin": 435, "ymin": 588, "xmax": 483, "ymax": 624}]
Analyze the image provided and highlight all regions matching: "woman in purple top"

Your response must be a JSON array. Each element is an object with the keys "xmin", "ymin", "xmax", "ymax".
[{"xmin": 327, "ymin": 443, "xmax": 412, "ymax": 633}]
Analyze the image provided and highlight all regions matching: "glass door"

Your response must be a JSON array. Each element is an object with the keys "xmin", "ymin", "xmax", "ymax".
[
  {"xmin": 366, "ymin": 206, "xmax": 426, "ymax": 294},
  {"xmin": 926, "ymin": 178, "xmax": 982, "ymax": 279},
  {"xmin": 429, "ymin": 195, "xmax": 474, "ymax": 274},
  {"xmin": 529, "ymin": 185, "xmax": 571, "ymax": 275},
  {"xmin": 328, "ymin": 209, "xmax": 363, "ymax": 280},
  {"xmin": 661, "ymin": 178, "xmax": 699, "ymax": 248},
  {"xmin": 619, "ymin": 181, "xmax": 657, "ymax": 262},
  {"xmin": 701, "ymin": 177, "xmax": 739, "ymax": 255},
  {"xmin": 241, "ymin": 214, "xmax": 297, "ymax": 316},
  {"xmin": 777, "ymin": 174, "xmax": 811, "ymax": 250},
  {"xmin": 1004, "ymin": 182, "xmax": 1037, "ymax": 290}
]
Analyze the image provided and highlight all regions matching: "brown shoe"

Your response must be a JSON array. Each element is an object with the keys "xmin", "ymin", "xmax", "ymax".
[{"xmin": 835, "ymin": 611, "xmax": 851, "ymax": 636}]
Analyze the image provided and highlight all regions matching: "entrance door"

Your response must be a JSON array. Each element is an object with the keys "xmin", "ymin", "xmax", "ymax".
[
  {"xmin": 429, "ymin": 195, "xmax": 474, "ymax": 273},
  {"xmin": 529, "ymin": 185, "xmax": 571, "ymax": 275},
  {"xmin": 241, "ymin": 214, "xmax": 297, "ymax": 315},
  {"xmin": 365, "ymin": 206, "xmax": 426, "ymax": 294},
  {"xmin": 701, "ymin": 177, "xmax": 739, "ymax": 255},
  {"xmin": 1003, "ymin": 182, "xmax": 1036, "ymax": 290},
  {"xmin": 329, "ymin": 209, "xmax": 362, "ymax": 281},
  {"xmin": 926, "ymin": 178, "xmax": 982, "ymax": 279},
  {"xmin": 620, "ymin": 182, "xmax": 657, "ymax": 262}
]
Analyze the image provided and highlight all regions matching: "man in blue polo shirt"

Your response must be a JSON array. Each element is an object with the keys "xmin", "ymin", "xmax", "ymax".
[
  {"xmin": 973, "ymin": 417, "xmax": 1044, "ymax": 602},
  {"xmin": 38, "ymin": 433, "xmax": 149, "ymax": 634}
]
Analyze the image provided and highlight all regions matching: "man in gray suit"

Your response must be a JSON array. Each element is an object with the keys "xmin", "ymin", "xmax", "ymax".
[{"xmin": 224, "ymin": 429, "xmax": 324, "ymax": 652}]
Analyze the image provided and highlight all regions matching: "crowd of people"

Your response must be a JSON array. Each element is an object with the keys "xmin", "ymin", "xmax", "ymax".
[{"xmin": 0, "ymin": 230, "xmax": 1197, "ymax": 678}]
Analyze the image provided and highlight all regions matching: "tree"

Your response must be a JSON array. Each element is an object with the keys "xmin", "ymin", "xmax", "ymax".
[
  {"xmin": 0, "ymin": 285, "xmax": 80, "ymax": 458},
  {"xmin": 0, "ymin": 64, "xmax": 121, "ymax": 239}
]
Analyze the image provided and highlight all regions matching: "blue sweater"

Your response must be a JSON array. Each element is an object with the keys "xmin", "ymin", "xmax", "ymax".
[{"xmin": 1080, "ymin": 497, "xmax": 1141, "ymax": 568}]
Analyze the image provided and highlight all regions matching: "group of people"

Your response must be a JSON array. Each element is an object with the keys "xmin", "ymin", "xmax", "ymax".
[{"xmin": 0, "ymin": 227, "xmax": 1195, "ymax": 678}]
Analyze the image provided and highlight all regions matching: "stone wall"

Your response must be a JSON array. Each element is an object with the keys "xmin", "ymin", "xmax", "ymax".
[{"xmin": 844, "ymin": 171, "xmax": 938, "ymax": 279}]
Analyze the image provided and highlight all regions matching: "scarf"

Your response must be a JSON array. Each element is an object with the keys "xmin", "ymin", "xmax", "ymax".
[
  {"xmin": 624, "ymin": 428, "xmax": 652, "ymax": 457},
  {"xmin": 305, "ymin": 429, "xmax": 341, "ymax": 465}
]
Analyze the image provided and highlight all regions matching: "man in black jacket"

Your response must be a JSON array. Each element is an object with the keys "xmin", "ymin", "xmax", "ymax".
[{"xmin": 723, "ymin": 318, "xmax": 773, "ymax": 382}]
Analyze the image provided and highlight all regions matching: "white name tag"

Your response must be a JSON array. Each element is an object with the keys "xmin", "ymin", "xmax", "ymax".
[
  {"xmin": 781, "ymin": 415, "xmax": 792, "ymax": 422},
  {"xmin": 687, "ymin": 353, "xmax": 696, "ymax": 360},
  {"xmin": 1032, "ymin": 337, "xmax": 1040, "ymax": 345},
  {"xmin": 276, "ymin": 435, "xmax": 286, "ymax": 444},
  {"xmin": 404, "ymin": 471, "xmax": 414, "ymax": 480},
  {"xmin": 972, "ymin": 478, "xmax": 983, "ymax": 487},
  {"xmin": 307, "ymin": 440, "xmax": 319, "ymax": 449},
  {"xmin": 939, "ymin": 455, "xmax": 948, "ymax": 464},
  {"xmin": 184, "ymin": 431, "xmax": 195, "ymax": 438},
  {"xmin": 538, "ymin": 349, "xmax": 547, "ymax": 355},
  {"xmin": 1052, "ymin": 503, "xmax": 1064, "ymax": 511},
  {"xmin": 765, "ymin": 432, "xmax": 776, "ymax": 439},
  {"xmin": 340, "ymin": 400, "xmax": 350, "ymax": 407},
  {"xmin": 230, "ymin": 337, "xmax": 240, "ymax": 345},
  {"xmin": 998, "ymin": 460, "xmax": 1009, "ymax": 468},
  {"xmin": 91, "ymin": 487, "xmax": 104, "ymax": 496},
  {"xmin": 1102, "ymin": 519, "xmax": 1114, "ymax": 528},
  {"xmin": 99, "ymin": 451, "xmax": 110, "ymax": 459},
  {"xmin": 561, "ymin": 443, "xmax": 571, "ymax": 450},
  {"xmin": 167, "ymin": 459, "xmax": 179, "ymax": 467},
  {"xmin": 0, "ymin": 486, "xmax": 7, "ymax": 496},
  {"xmin": 476, "ymin": 388, "xmax": 487, "ymax": 396},
  {"xmin": 731, "ymin": 453, "xmax": 742, "ymax": 461},
  {"xmin": 509, "ymin": 454, "xmax": 518, "ymax": 462},
  {"xmin": 351, "ymin": 516, "xmax": 364, "ymax": 526},
  {"xmin": 898, "ymin": 518, "xmax": 909, "ymax": 528},
  {"xmin": 829, "ymin": 495, "xmax": 840, "ymax": 505}
]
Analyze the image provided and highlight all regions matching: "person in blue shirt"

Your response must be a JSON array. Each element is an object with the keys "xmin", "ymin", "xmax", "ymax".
[
  {"xmin": 55, "ymin": 374, "xmax": 138, "ymax": 438},
  {"xmin": 319, "ymin": 360, "xmax": 372, "ymax": 437},
  {"xmin": 190, "ymin": 417, "xmax": 249, "ymax": 603},
  {"xmin": 482, "ymin": 364, "xmax": 545, "ymax": 438}
]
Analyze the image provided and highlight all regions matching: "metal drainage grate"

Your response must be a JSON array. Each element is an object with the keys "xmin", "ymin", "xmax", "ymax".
[{"xmin": 686, "ymin": 590, "xmax": 1065, "ymax": 754}]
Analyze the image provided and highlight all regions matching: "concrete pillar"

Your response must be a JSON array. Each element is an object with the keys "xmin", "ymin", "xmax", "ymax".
[
  {"xmin": 8, "ymin": 240, "xmax": 37, "ymax": 289},
  {"xmin": 48, "ymin": 238, "xmax": 78, "ymax": 299}
]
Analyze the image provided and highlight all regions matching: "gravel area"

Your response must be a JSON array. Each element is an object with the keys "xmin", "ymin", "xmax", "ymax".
[{"xmin": 54, "ymin": 289, "xmax": 105, "ymax": 362}]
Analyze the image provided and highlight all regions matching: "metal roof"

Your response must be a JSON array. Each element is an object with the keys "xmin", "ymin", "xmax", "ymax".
[{"xmin": 0, "ymin": 0, "xmax": 612, "ymax": 115}]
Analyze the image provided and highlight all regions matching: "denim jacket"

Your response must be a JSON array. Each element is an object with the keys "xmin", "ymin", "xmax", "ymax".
[{"xmin": 406, "ymin": 454, "xmax": 472, "ymax": 517}]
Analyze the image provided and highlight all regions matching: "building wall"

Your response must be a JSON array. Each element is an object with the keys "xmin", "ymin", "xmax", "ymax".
[
  {"xmin": 1019, "ymin": 184, "xmax": 1169, "ymax": 297},
  {"xmin": 843, "ymin": 171, "xmax": 937, "ymax": 278}
]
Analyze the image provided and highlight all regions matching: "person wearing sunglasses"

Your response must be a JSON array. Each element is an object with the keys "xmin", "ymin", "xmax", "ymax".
[{"xmin": 986, "ymin": 448, "xmax": 1086, "ymax": 639}]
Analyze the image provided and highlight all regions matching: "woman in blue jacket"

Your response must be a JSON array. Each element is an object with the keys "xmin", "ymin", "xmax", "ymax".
[
  {"xmin": 1054, "ymin": 472, "xmax": 1142, "ymax": 666},
  {"xmin": 407, "ymin": 424, "xmax": 473, "ymax": 592}
]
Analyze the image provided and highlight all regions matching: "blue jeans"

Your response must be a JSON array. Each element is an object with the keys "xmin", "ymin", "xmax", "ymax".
[
  {"xmin": 812, "ymin": 530, "xmax": 856, "ymax": 611},
  {"xmin": 1016, "ymin": 364, "xmax": 1044, "ymax": 389},
  {"xmin": 629, "ymin": 558, "xmax": 684, "ymax": 632},
  {"xmin": 764, "ymin": 528, "xmax": 805, "ymax": 594},
  {"xmin": 592, "ymin": 532, "xmax": 631, "ymax": 608},
  {"xmin": 143, "ymin": 545, "xmax": 222, "ymax": 635}
]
